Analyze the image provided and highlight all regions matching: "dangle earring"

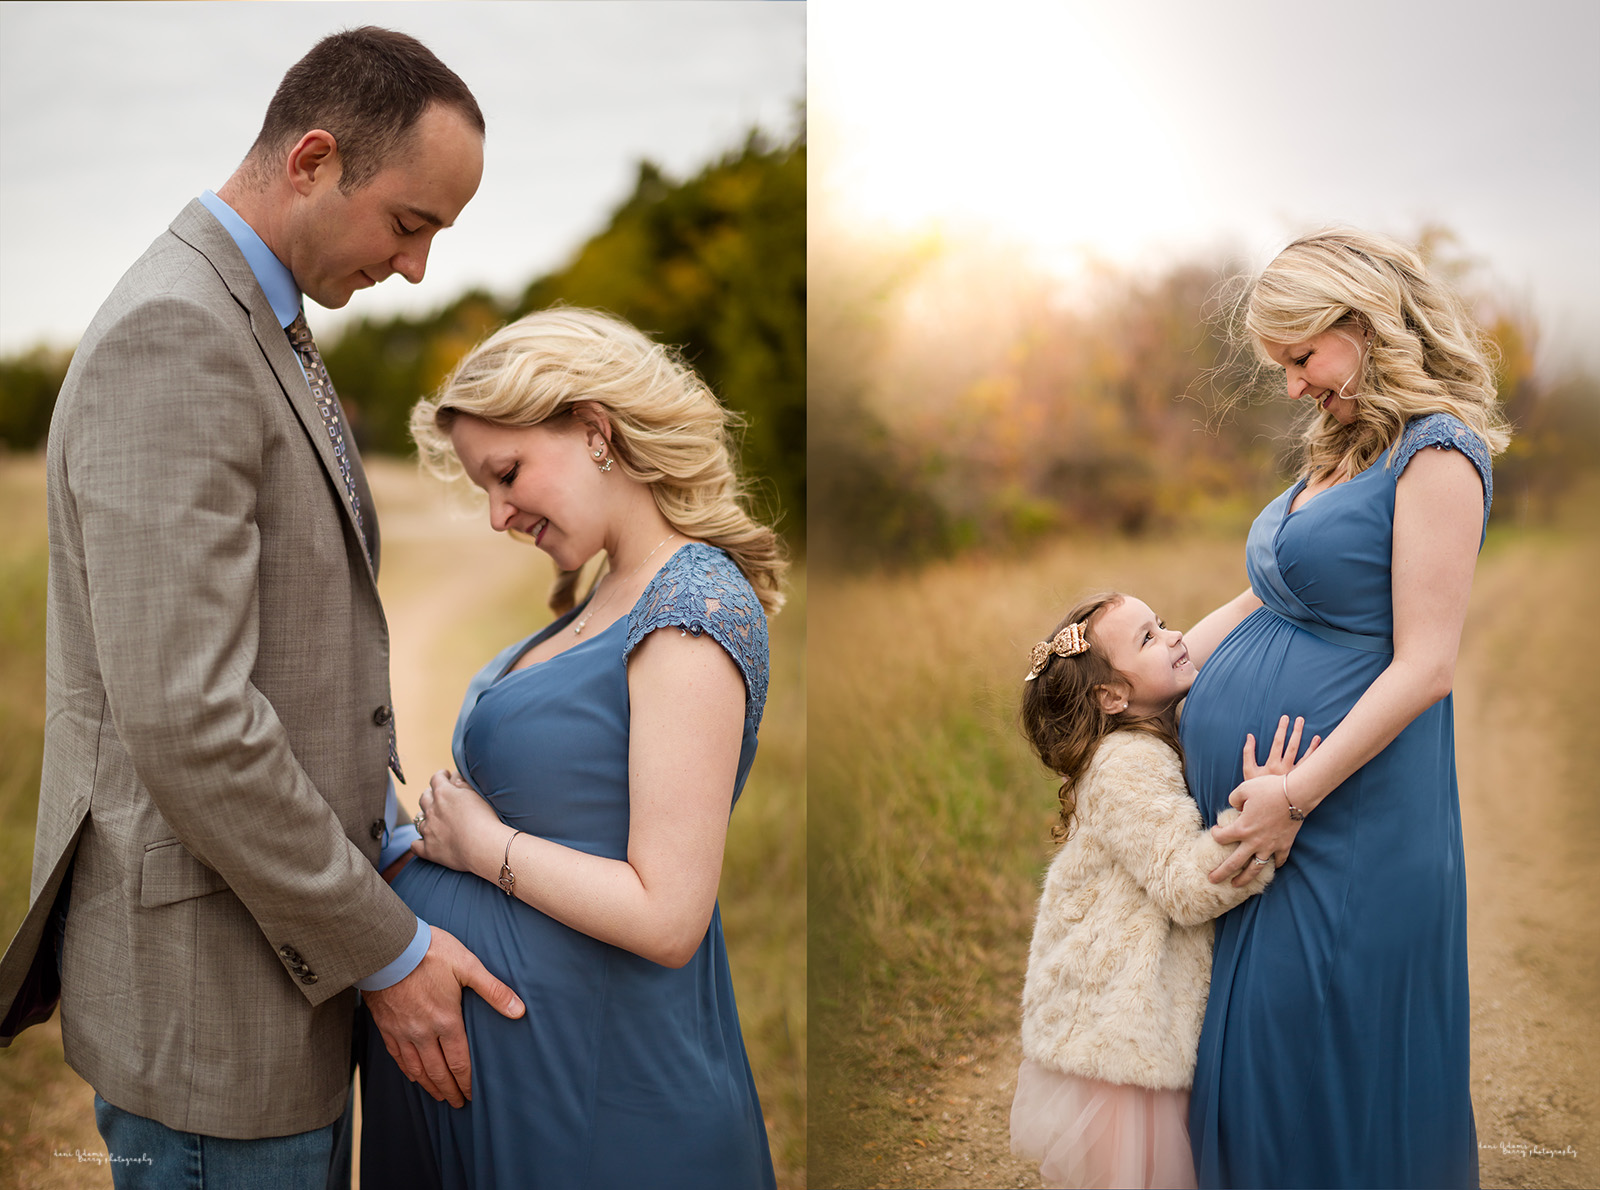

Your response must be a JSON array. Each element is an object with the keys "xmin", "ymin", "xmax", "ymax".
[
  {"xmin": 592, "ymin": 447, "xmax": 612, "ymax": 474},
  {"xmin": 1336, "ymin": 323, "xmax": 1372, "ymax": 407},
  {"xmin": 1353, "ymin": 328, "xmax": 1375, "ymax": 404}
]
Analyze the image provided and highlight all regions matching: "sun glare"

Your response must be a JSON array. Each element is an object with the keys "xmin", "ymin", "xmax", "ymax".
[{"xmin": 813, "ymin": 3, "xmax": 1207, "ymax": 275}]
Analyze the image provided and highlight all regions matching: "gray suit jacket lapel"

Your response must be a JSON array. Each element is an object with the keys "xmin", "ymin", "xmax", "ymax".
[{"xmin": 167, "ymin": 200, "xmax": 380, "ymax": 584}]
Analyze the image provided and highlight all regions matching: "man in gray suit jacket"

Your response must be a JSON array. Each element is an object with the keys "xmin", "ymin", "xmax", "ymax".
[{"xmin": 0, "ymin": 28, "xmax": 523, "ymax": 1185}]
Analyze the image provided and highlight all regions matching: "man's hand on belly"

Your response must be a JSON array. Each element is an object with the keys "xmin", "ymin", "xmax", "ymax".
[{"xmin": 363, "ymin": 927, "xmax": 525, "ymax": 1107}]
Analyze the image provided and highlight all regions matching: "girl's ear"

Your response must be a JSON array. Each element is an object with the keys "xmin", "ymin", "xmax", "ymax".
[{"xmin": 1094, "ymin": 681, "xmax": 1130, "ymax": 716}]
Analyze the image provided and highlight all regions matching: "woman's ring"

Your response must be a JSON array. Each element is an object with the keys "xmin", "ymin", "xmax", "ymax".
[
  {"xmin": 1251, "ymin": 856, "xmax": 1271, "ymax": 867},
  {"xmin": 414, "ymin": 812, "xmax": 426, "ymax": 838}
]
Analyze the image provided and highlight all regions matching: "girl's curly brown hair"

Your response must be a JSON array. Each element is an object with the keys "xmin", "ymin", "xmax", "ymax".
[{"xmin": 1020, "ymin": 592, "xmax": 1184, "ymax": 843}]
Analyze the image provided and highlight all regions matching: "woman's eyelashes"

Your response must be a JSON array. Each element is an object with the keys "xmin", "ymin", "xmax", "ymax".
[{"xmin": 498, "ymin": 462, "xmax": 520, "ymax": 486}]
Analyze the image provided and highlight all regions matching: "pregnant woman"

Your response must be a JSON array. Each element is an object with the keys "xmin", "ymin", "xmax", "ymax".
[
  {"xmin": 1177, "ymin": 229, "xmax": 1508, "ymax": 1188},
  {"xmin": 359, "ymin": 308, "xmax": 784, "ymax": 1189}
]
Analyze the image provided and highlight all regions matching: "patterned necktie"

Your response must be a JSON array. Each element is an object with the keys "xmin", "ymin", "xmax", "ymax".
[
  {"xmin": 286, "ymin": 310, "xmax": 368, "ymax": 558},
  {"xmin": 285, "ymin": 310, "xmax": 405, "ymax": 784}
]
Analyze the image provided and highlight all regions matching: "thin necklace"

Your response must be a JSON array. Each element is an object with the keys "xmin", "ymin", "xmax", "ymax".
[{"xmin": 571, "ymin": 532, "xmax": 678, "ymax": 635}]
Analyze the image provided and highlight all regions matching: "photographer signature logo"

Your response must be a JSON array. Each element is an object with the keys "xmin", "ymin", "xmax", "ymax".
[
  {"xmin": 52, "ymin": 1148, "xmax": 154, "ymax": 1167},
  {"xmin": 1480, "ymin": 1140, "xmax": 1577, "ymax": 1159}
]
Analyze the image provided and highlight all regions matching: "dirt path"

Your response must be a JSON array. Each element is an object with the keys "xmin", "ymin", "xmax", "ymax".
[
  {"xmin": 364, "ymin": 459, "xmax": 556, "ymax": 812},
  {"xmin": 860, "ymin": 1034, "xmax": 1043, "ymax": 1190},
  {"xmin": 1452, "ymin": 534, "xmax": 1599, "ymax": 1190}
]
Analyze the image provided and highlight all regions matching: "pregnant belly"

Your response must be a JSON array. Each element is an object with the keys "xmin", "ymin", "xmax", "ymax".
[
  {"xmin": 391, "ymin": 856, "xmax": 616, "ymax": 998},
  {"xmin": 1180, "ymin": 608, "xmax": 1387, "ymax": 823}
]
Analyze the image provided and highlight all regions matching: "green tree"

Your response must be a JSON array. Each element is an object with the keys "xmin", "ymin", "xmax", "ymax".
[
  {"xmin": 0, "ymin": 346, "xmax": 73, "ymax": 452},
  {"xmin": 511, "ymin": 131, "xmax": 806, "ymax": 539},
  {"xmin": 321, "ymin": 127, "xmax": 806, "ymax": 544}
]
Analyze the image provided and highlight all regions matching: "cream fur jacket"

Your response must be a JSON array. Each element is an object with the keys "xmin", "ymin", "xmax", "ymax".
[{"xmin": 1019, "ymin": 730, "xmax": 1271, "ymax": 1092}]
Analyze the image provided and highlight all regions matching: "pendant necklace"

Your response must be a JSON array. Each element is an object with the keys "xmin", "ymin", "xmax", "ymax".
[{"xmin": 571, "ymin": 532, "xmax": 678, "ymax": 635}]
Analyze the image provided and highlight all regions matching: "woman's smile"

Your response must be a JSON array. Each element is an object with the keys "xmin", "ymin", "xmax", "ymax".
[
  {"xmin": 1262, "ymin": 327, "xmax": 1367, "ymax": 426},
  {"xmin": 447, "ymin": 414, "xmax": 612, "ymax": 569}
]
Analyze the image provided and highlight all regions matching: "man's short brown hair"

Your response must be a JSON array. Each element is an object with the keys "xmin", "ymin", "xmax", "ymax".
[{"xmin": 248, "ymin": 26, "xmax": 484, "ymax": 193}]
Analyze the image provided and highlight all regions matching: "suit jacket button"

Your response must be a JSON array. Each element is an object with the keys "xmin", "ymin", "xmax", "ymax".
[
  {"xmin": 278, "ymin": 945, "xmax": 300, "ymax": 961},
  {"xmin": 372, "ymin": 705, "xmax": 393, "ymax": 726},
  {"xmin": 300, "ymin": 972, "xmax": 318, "ymax": 985},
  {"xmin": 370, "ymin": 820, "xmax": 385, "ymax": 840}
]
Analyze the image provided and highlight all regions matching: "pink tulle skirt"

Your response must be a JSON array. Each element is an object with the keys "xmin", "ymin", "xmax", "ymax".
[{"xmin": 1009, "ymin": 1059, "xmax": 1196, "ymax": 1189}]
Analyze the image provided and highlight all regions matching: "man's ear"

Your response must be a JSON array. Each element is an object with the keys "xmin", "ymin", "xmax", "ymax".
[
  {"xmin": 1094, "ymin": 681, "xmax": 1129, "ymax": 716},
  {"xmin": 286, "ymin": 129, "xmax": 340, "ymax": 197}
]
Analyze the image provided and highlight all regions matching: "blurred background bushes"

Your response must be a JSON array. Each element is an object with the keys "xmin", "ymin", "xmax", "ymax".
[{"xmin": 807, "ymin": 222, "xmax": 1600, "ymax": 572}]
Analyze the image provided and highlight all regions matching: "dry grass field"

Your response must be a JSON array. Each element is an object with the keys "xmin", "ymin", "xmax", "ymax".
[
  {"xmin": 0, "ymin": 455, "xmax": 805, "ymax": 1189},
  {"xmin": 5, "ymin": 437, "xmax": 1595, "ymax": 1189},
  {"xmin": 809, "ymin": 500, "xmax": 1600, "ymax": 1189}
]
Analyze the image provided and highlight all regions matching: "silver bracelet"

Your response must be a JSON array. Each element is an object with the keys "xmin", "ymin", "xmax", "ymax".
[
  {"xmin": 498, "ymin": 829, "xmax": 522, "ymax": 896},
  {"xmin": 1282, "ymin": 773, "xmax": 1305, "ymax": 821}
]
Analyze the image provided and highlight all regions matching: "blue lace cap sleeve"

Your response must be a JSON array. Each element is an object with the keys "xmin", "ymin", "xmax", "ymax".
[
  {"xmin": 623, "ymin": 543, "xmax": 771, "ymax": 729},
  {"xmin": 1390, "ymin": 412, "xmax": 1494, "ymax": 532}
]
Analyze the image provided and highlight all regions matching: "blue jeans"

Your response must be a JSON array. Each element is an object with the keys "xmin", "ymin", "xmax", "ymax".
[{"xmin": 93, "ymin": 1092, "xmax": 352, "ymax": 1190}]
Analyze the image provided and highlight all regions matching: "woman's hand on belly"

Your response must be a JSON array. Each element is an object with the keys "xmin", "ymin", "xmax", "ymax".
[
  {"xmin": 412, "ymin": 769, "xmax": 503, "ymax": 878},
  {"xmin": 405, "ymin": 628, "xmax": 746, "ymax": 970},
  {"xmin": 1209, "ymin": 715, "xmax": 1318, "ymax": 886}
]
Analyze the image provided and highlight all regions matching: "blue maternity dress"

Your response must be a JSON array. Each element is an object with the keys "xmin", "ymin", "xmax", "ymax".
[
  {"xmin": 1180, "ymin": 414, "xmax": 1489, "ymax": 1189},
  {"xmin": 361, "ymin": 543, "xmax": 776, "ymax": 1190}
]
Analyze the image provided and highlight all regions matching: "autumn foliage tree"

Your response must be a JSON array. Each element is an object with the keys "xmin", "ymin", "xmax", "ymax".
[{"xmin": 808, "ymin": 227, "xmax": 1597, "ymax": 570}]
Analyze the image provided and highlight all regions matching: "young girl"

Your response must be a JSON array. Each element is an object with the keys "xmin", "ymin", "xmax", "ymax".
[{"xmin": 1009, "ymin": 591, "xmax": 1315, "ymax": 1190}]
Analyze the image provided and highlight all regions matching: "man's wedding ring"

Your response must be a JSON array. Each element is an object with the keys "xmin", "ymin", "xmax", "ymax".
[
  {"xmin": 414, "ymin": 812, "xmax": 426, "ymax": 838},
  {"xmin": 1251, "ymin": 856, "xmax": 1271, "ymax": 866}
]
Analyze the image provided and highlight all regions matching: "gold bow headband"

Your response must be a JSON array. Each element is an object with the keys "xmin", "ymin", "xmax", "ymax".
[{"xmin": 1025, "ymin": 621, "xmax": 1089, "ymax": 680}]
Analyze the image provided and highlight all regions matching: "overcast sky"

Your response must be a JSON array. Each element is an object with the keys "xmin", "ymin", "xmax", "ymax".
[
  {"xmin": 5, "ymin": 1, "xmax": 1594, "ymax": 375},
  {"xmin": 0, "ymin": 1, "xmax": 804, "ymax": 353},
  {"xmin": 811, "ymin": 0, "xmax": 1600, "ymax": 374}
]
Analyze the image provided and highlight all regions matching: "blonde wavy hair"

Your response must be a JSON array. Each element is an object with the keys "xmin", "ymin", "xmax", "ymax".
[
  {"xmin": 410, "ymin": 307, "xmax": 786, "ymax": 615},
  {"xmin": 1237, "ymin": 228, "xmax": 1511, "ymax": 481}
]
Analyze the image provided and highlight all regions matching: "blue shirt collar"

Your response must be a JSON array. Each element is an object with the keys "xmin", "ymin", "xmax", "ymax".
[{"xmin": 198, "ymin": 190, "xmax": 301, "ymax": 329}]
